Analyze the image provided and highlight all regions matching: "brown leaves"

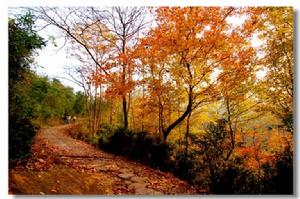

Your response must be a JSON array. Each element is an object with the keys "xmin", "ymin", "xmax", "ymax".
[{"xmin": 21, "ymin": 125, "xmax": 198, "ymax": 194}]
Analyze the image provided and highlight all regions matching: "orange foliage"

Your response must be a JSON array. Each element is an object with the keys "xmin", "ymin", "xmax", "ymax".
[{"xmin": 235, "ymin": 128, "xmax": 292, "ymax": 171}]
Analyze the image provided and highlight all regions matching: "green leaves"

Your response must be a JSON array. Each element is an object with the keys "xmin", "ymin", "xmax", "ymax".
[{"xmin": 9, "ymin": 12, "xmax": 46, "ymax": 159}]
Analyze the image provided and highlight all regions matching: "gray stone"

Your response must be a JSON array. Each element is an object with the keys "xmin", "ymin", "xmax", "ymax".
[
  {"xmin": 135, "ymin": 187, "xmax": 149, "ymax": 195},
  {"xmin": 138, "ymin": 189, "xmax": 161, "ymax": 195},
  {"xmin": 118, "ymin": 173, "xmax": 135, "ymax": 180},
  {"xmin": 130, "ymin": 176, "xmax": 148, "ymax": 183},
  {"xmin": 108, "ymin": 164, "xmax": 120, "ymax": 171},
  {"xmin": 128, "ymin": 182, "xmax": 147, "ymax": 191},
  {"xmin": 128, "ymin": 183, "xmax": 161, "ymax": 195},
  {"xmin": 124, "ymin": 180, "xmax": 132, "ymax": 185},
  {"xmin": 38, "ymin": 158, "xmax": 45, "ymax": 163}
]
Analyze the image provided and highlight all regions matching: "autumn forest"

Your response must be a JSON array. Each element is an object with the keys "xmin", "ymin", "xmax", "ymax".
[{"xmin": 9, "ymin": 6, "xmax": 293, "ymax": 195}]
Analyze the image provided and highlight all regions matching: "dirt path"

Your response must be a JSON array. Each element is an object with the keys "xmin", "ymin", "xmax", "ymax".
[{"xmin": 9, "ymin": 124, "xmax": 200, "ymax": 195}]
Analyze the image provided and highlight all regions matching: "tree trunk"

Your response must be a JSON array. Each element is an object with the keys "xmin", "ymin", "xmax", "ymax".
[
  {"xmin": 184, "ymin": 111, "xmax": 191, "ymax": 165},
  {"xmin": 141, "ymin": 65, "xmax": 145, "ymax": 131},
  {"xmin": 122, "ymin": 96, "xmax": 128, "ymax": 129},
  {"xmin": 178, "ymin": 100, "xmax": 181, "ymax": 135},
  {"xmin": 121, "ymin": 28, "xmax": 129, "ymax": 129},
  {"xmin": 162, "ymin": 86, "xmax": 193, "ymax": 140},
  {"xmin": 158, "ymin": 96, "xmax": 164, "ymax": 140},
  {"xmin": 109, "ymin": 99, "xmax": 113, "ymax": 125},
  {"xmin": 88, "ymin": 83, "xmax": 93, "ymax": 135},
  {"xmin": 224, "ymin": 99, "xmax": 235, "ymax": 161},
  {"xmin": 96, "ymin": 84, "xmax": 102, "ymax": 130},
  {"xmin": 93, "ymin": 85, "xmax": 98, "ymax": 136},
  {"xmin": 131, "ymin": 106, "xmax": 135, "ymax": 129}
]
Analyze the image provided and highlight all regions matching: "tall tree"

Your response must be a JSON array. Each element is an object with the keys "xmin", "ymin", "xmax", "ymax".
[
  {"xmin": 32, "ymin": 7, "xmax": 149, "ymax": 129},
  {"xmin": 9, "ymin": 12, "xmax": 46, "ymax": 159},
  {"xmin": 98, "ymin": 7, "xmax": 149, "ymax": 129},
  {"xmin": 258, "ymin": 7, "xmax": 293, "ymax": 132},
  {"xmin": 136, "ymin": 7, "xmax": 257, "ymax": 140}
]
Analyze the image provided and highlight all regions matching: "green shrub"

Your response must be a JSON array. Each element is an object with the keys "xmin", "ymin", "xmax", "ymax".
[
  {"xmin": 9, "ymin": 117, "xmax": 39, "ymax": 160},
  {"xmin": 67, "ymin": 125, "xmax": 90, "ymax": 141},
  {"xmin": 96, "ymin": 121, "xmax": 293, "ymax": 194},
  {"xmin": 207, "ymin": 164, "xmax": 259, "ymax": 194},
  {"xmin": 87, "ymin": 135, "xmax": 100, "ymax": 147},
  {"xmin": 171, "ymin": 148, "xmax": 198, "ymax": 181},
  {"xmin": 98, "ymin": 127, "xmax": 171, "ymax": 169}
]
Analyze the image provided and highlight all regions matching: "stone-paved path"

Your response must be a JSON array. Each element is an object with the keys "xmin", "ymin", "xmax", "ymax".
[{"xmin": 9, "ymin": 124, "xmax": 199, "ymax": 195}]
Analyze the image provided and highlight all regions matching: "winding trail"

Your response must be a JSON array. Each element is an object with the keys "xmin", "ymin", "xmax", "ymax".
[{"xmin": 9, "ymin": 124, "xmax": 200, "ymax": 195}]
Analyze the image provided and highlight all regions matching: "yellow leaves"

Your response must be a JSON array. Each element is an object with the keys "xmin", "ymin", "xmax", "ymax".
[
  {"xmin": 97, "ymin": 45, "xmax": 107, "ymax": 52},
  {"xmin": 254, "ymin": 7, "xmax": 293, "ymax": 131},
  {"xmin": 268, "ymin": 129, "xmax": 293, "ymax": 154},
  {"xmin": 192, "ymin": 105, "xmax": 219, "ymax": 124}
]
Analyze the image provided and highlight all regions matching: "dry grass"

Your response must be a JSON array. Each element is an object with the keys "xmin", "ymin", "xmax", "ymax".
[{"xmin": 9, "ymin": 164, "xmax": 114, "ymax": 195}]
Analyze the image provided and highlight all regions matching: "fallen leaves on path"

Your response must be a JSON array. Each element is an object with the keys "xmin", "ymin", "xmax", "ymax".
[{"xmin": 9, "ymin": 124, "xmax": 202, "ymax": 195}]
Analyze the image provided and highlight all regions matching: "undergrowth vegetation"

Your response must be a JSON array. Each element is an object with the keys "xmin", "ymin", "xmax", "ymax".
[
  {"xmin": 68, "ymin": 122, "xmax": 293, "ymax": 194},
  {"xmin": 9, "ymin": 7, "xmax": 294, "ymax": 195}
]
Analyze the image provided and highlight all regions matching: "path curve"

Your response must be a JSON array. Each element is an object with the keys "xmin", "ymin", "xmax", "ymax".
[{"xmin": 9, "ymin": 124, "xmax": 200, "ymax": 195}]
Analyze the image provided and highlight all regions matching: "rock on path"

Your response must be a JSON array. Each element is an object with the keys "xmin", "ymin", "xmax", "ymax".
[
  {"xmin": 9, "ymin": 124, "xmax": 199, "ymax": 195},
  {"xmin": 117, "ymin": 169, "xmax": 158, "ymax": 195}
]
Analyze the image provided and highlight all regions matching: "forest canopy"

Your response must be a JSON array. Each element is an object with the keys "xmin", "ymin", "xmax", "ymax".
[{"xmin": 9, "ymin": 7, "xmax": 294, "ymax": 194}]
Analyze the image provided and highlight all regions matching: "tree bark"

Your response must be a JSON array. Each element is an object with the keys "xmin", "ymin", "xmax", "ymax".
[
  {"xmin": 162, "ymin": 85, "xmax": 193, "ymax": 140},
  {"xmin": 109, "ymin": 99, "xmax": 113, "ymax": 125},
  {"xmin": 184, "ymin": 111, "xmax": 191, "ymax": 165},
  {"xmin": 122, "ymin": 96, "xmax": 128, "ymax": 129},
  {"xmin": 158, "ymin": 96, "xmax": 164, "ymax": 140},
  {"xmin": 92, "ymin": 85, "xmax": 97, "ymax": 136},
  {"xmin": 224, "ymin": 99, "xmax": 235, "ymax": 161}
]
